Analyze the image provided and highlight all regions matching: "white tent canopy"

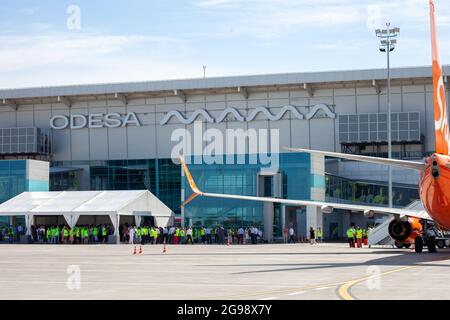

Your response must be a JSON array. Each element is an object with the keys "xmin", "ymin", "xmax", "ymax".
[{"xmin": 0, "ymin": 190, "xmax": 175, "ymax": 242}]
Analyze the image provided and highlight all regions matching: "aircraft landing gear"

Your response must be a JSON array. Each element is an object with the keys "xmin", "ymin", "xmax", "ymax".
[{"xmin": 414, "ymin": 236, "xmax": 423, "ymax": 253}]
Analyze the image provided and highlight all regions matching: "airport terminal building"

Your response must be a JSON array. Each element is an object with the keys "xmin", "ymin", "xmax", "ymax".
[{"xmin": 0, "ymin": 65, "xmax": 448, "ymax": 241}]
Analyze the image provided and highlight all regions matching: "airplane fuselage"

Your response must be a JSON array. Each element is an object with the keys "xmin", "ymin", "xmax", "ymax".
[{"xmin": 420, "ymin": 153, "xmax": 450, "ymax": 230}]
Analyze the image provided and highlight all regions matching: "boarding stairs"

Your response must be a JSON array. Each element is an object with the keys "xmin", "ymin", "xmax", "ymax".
[
  {"xmin": 368, "ymin": 216, "xmax": 395, "ymax": 246},
  {"xmin": 367, "ymin": 200, "xmax": 425, "ymax": 247}
]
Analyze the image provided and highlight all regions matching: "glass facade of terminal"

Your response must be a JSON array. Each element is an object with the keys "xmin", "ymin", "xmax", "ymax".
[
  {"xmin": 0, "ymin": 160, "xmax": 49, "ymax": 227},
  {"xmin": 182, "ymin": 153, "xmax": 312, "ymax": 231},
  {"xmin": 325, "ymin": 174, "xmax": 419, "ymax": 207},
  {"xmin": 51, "ymin": 159, "xmax": 182, "ymax": 215}
]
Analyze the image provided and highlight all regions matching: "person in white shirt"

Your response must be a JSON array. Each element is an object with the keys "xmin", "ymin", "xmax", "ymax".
[
  {"xmin": 288, "ymin": 227, "xmax": 295, "ymax": 243},
  {"xmin": 238, "ymin": 227, "xmax": 244, "ymax": 244},
  {"xmin": 205, "ymin": 227, "xmax": 212, "ymax": 244},
  {"xmin": 129, "ymin": 226, "xmax": 136, "ymax": 245},
  {"xmin": 186, "ymin": 228, "xmax": 193, "ymax": 244}
]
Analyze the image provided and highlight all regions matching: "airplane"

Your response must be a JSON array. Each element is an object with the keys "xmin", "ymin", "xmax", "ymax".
[{"xmin": 179, "ymin": 0, "xmax": 448, "ymax": 254}]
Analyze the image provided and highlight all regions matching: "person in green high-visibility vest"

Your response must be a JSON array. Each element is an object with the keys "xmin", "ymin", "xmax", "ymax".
[
  {"xmin": 174, "ymin": 227, "xmax": 180, "ymax": 245},
  {"xmin": 346, "ymin": 227, "xmax": 355, "ymax": 248},
  {"xmin": 180, "ymin": 228, "xmax": 186, "ymax": 244},
  {"xmin": 356, "ymin": 227, "xmax": 363, "ymax": 248},
  {"xmin": 201, "ymin": 227, "xmax": 206, "ymax": 244},
  {"xmin": 50, "ymin": 226, "xmax": 55, "ymax": 244},
  {"xmin": 101, "ymin": 225, "xmax": 107, "ymax": 243},
  {"xmin": 63, "ymin": 227, "xmax": 69, "ymax": 244},
  {"xmin": 142, "ymin": 226, "xmax": 148, "ymax": 244},
  {"xmin": 317, "ymin": 227, "xmax": 323, "ymax": 243},
  {"xmin": 75, "ymin": 227, "xmax": 80, "ymax": 244},
  {"xmin": 82, "ymin": 227, "xmax": 88, "ymax": 244},
  {"xmin": 137, "ymin": 227, "xmax": 142, "ymax": 244},
  {"xmin": 8, "ymin": 227, "xmax": 14, "ymax": 244},
  {"xmin": 149, "ymin": 227, "xmax": 155, "ymax": 244},
  {"xmin": 69, "ymin": 228, "xmax": 74, "ymax": 244},
  {"xmin": 46, "ymin": 227, "xmax": 51, "ymax": 243},
  {"xmin": 93, "ymin": 226, "xmax": 99, "ymax": 243}
]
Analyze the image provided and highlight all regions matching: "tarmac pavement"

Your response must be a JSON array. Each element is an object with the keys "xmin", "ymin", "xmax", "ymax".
[{"xmin": 0, "ymin": 243, "xmax": 449, "ymax": 300}]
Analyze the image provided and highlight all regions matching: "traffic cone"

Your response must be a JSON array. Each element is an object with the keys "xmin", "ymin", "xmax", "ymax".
[
  {"xmin": 133, "ymin": 246, "xmax": 137, "ymax": 255},
  {"xmin": 139, "ymin": 245, "xmax": 143, "ymax": 254},
  {"xmin": 163, "ymin": 244, "xmax": 167, "ymax": 253}
]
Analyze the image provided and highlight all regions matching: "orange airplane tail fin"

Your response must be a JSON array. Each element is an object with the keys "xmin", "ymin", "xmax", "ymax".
[
  {"xmin": 430, "ymin": 0, "xmax": 450, "ymax": 155},
  {"xmin": 179, "ymin": 156, "xmax": 203, "ymax": 207}
]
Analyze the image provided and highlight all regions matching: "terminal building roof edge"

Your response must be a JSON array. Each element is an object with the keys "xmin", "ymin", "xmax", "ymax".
[{"xmin": 0, "ymin": 65, "xmax": 448, "ymax": 101}]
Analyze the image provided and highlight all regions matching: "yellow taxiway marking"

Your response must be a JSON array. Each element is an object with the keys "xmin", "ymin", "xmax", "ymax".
[
  {"xmin": 200, "ymin": 255, "xmax": 450, "ymax": 300},
  {"xmin": 337, "ymin": 265, "xmax": 417, "ymax": 300}
]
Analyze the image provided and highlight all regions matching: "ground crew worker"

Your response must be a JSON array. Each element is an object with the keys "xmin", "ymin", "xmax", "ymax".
[
  {"xmin": 317, "ymin": 227, "xmax": 323, "ymax": 243},
  {"xmin": 362, "ymin": 228, "xmax": 367, "ymax": 246},
  {"xmin": 193, "ymin": 228, "xmax": 199, "ymax": 243},
  {"xmin": 137, "ymin": 227, "xmax": 142, "ymax": 244},
  {"xmin": 75, "ymin": 227, "xmax": 80, "ymax": 244},
  {"xmin": 174, "ymin": 227, "xmax": 179, "ymax": 244},
  {"xmin": 102, "ymin": 225, "xmax": 107, "ymax": 243},
  {"xmin": 93, "ymin": 226, "xmax": 98, "ymax": 243},
  {"xmin": 8, "ymin": 227, "xmax": 14, "ymax": 244},
  {"xmin": 141, "ymin": 226, "xmax": 147, "ymax": 244},
  {"xmin": 180, "ymin": 228, "xmax": 186, "ymax": 244},
  {"xmin": 46, "ymin": 227, "xmax": 51, "ymax": 243},
  {"xmin": 346, "ymin": 227, "xmax": 355, "ymax": 248},
  {"xmin": 356, "ymin": 227, "xmax": 363, "ymax": 248},
  {"xmin": 201, "ymin": 227, "xmax": 206, "ymax": 244},
  {"xmin": 69, "ymin": 228, "xmax": 74, "ymax": 244},
  {"xmin": 83, "ymin": 227, "xmax": 89, "ymax": 244},
  {"xmin": 149, "ymin": 227, "xmax": 154, "ymax": 244},
  {"xmin": 351, "ymin": 225, "xmax": 357, "ymax": 247},
  {"xmin": 63, "ymin": 227, "xmax": 69, "ymax": 244}
]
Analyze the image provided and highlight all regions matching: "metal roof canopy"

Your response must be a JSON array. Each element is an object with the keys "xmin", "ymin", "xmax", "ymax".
[
  {"xmin": 0, "ymin": 65, "xmax": 448, "ymax": 101},
  {"xmin": 0, "ymin": 190, "xmax": 175, "ymax": 240}
]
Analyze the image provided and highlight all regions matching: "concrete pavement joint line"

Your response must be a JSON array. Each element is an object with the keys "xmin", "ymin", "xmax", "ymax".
[{"xmin": 337, "ymin": 266, "xmax": 417, "ymax": 301}]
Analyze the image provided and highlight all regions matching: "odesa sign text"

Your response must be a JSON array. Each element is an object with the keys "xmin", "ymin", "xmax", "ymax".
[{"xmin": 50, "ymin": 112, "xmax": 141, "ymax": 130}]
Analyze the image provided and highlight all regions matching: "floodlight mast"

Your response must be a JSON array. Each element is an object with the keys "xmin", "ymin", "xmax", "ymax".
[{"xmin": 375, "ymin": 22, "xmax": 400, "ymax": 208}]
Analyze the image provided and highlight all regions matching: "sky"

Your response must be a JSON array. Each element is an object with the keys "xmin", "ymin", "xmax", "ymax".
[{"xmin": 0, "ymin": 0, "xmax": 449, "ymax": 89}]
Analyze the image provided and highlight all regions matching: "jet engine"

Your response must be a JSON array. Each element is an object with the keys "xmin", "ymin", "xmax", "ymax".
[{"xmin": 388, "ymin": 217, "xmax": 423, "ymax": 244}]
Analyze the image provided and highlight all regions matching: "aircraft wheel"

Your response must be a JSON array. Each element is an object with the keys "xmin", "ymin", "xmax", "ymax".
[
  {"xmin": 403, "ymin": 244, "xmax": 411, "ymax": 249},
  {"xmin": 414, "ymin": 236, "xmax": 423, "ymax": 253},
  {"xmin": 436, "ymin": 239, "xmax": 445, "ymax": 249},
  {"xmin": 395, "ymin": 241, "xmax": 404, "ymax": 249}
]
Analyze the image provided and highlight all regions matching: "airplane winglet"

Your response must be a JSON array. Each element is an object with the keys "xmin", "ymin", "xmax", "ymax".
[{"xmin": 179, "ymin": 156, "xmax": 203, "ymax": 207}]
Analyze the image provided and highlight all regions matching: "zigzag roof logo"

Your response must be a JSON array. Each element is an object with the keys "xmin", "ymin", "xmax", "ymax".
[{"xmin": 159, "ymin": 104, "xmax": 335, "ymax": 125}]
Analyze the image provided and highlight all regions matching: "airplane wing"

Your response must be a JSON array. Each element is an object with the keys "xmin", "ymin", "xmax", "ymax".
[
  {"xmin": 285, "ymin": 148, "xmax": 426, "ymax": 171},
  {"xmin": 179, "ymin": 156, "xmax": 431, "ymax": 221}
]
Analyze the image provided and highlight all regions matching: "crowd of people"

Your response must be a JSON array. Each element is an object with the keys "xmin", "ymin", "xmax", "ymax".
[
  {"xmin": 0, "ymin": 225, "xmax": 21, "ymax": 243},
  {"xmin": 0, "ymin": 224, "xmax": 267, "ymax": 245},
  {"xmin": 0, "ymin": 224, "xmax": 114, "ymax": 244},
  {"xmin": 346, "ymin": 224, "xmax": 371, "ymax": 248},
  {"xmin": 1, "ymin": 223, "xmax": 374, "ymax": 247},
  {"xmin": 120, "ymin": 225, "xmax": 265, "ymax": 245}
]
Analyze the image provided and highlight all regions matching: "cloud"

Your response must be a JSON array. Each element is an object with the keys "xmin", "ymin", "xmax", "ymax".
[
  {"xmin": 19, "ymin": 7, "xmax": 38, "ymax": 15},
  {"xmin": 192, "ymin": 0, "xmax": 450, "ymax": 39},
  {"xmin": 0, "ymin": 32, "xmax": 179, "ymax": 73}
]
